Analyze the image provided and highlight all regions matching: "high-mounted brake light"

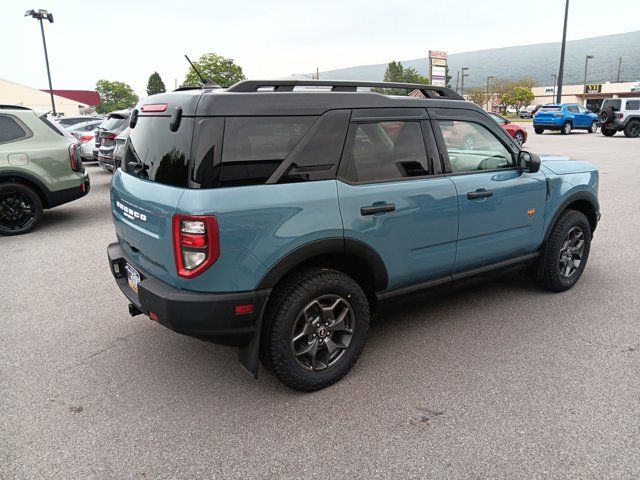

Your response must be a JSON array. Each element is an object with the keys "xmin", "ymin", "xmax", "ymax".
[
  {"xmin": 141, "ymin": 103, "xmax": 168, "ymax": 113},
  {"xmin": 69, "ymin": 143, "xmax": 79, "ymax": 171},
  {"xmin": 172, "ymin": 215, "xmax": 220, "ymax": 278}
]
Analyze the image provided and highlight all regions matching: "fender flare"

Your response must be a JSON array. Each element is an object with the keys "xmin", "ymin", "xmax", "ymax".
[
  {"xmin": 543, "ymin": 190, "xmax": 599, "ymax": 242},
  {"xmin": 0, "ymin": 170, "xmax": 53, "ymax": 208},
  {"xmin": 255, "ymin": 237, "xmax": 388, "ymax": 292}
]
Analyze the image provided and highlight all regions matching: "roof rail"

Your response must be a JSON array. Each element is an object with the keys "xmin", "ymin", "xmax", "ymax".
[
  {"xmin": 0, "ymin": 104, "xmax": 32, "ymax": 111},
  {"xmin": 226, "ymin": 80, "xmax": 463, "ymax": 100}
]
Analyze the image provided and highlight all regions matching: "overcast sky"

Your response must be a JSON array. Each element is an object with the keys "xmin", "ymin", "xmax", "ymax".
[{"xmin": 2, "ymin": 0, "xmax": 638, "ymax": 97}]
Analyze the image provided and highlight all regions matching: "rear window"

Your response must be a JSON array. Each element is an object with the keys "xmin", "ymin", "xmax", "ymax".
[
  {"xmin": 0, "ymin": 115, "xmax": 29, "ymax": 143},
  {"xmin": 40, "ymin": 115, "xmax": 72, "ymax": 137},
  {"xmin": 602, "ymin": 99, "xmax": 622, "ymax": 111},
  {"xmin": 101, "ymin": 116, "xmax": 127, "ymax": 131},
  {"xmin": 123, "ymin": 116, "xmax": 192, "ymax": 187},
  {"xmin": 539, "ymin": 106, "xmax": 561, "ymax": 112}
]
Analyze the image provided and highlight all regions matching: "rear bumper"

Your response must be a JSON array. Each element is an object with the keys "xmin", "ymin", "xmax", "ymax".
[
  {"xmin": 47, "ymin": 174, "xmax": 90, "ymax": 208},
  {"xmin": 533, "ymin": 121, "xmax": 563, "ymax": 129},
  {"xmin": 107, "ymin": 242, "xmax": 269, "ymax": 346}
]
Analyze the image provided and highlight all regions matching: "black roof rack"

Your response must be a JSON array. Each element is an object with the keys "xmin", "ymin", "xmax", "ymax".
[
  {"xmin": 0, "ymin": 104, "xmax": 32, "ymax": 111},
  {"xmin": 226, "ymin": 80, "xmax": 463, "ymax": 100}
]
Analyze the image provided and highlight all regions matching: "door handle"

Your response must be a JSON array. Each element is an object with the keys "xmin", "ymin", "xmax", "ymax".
[
  {"xmin": 360, "ymin": 203, "xmax": 396, "ymax": 216},
  {"xmin": 467, "ymin": 189, "xmax": 493, "ymax": 200}
]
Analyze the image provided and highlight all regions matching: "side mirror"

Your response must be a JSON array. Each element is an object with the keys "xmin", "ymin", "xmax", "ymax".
[
  {"xmin": 517, "ymin": 151, "xmax": 541, "ymax": 173},
  {"xmin": 504, "ymin": 118, "xmax": 510, "ymax": 124}
]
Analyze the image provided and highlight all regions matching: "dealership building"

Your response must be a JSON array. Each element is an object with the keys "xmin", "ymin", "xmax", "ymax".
[
  {"xmin": 0, "ymin": 78, "xmax": 100, "ymax": 115},
  {"xmin": 532, "ymin": 81, "xmax": 640, "ymax": 111}
]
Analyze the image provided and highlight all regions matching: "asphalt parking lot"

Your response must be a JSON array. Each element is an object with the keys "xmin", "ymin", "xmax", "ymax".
[{"xmin": 2, "ymin": 125, "xmax": 639, "ymax": 479}]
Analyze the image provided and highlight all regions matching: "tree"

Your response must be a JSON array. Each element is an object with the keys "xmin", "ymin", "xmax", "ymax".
[
  {"xmin": 445, "ymin": 66, "xmax": 452, "ymax": 89},
  {"xmin": 183, "ymin": 53, "xmax": 246, "ymax": 88},
  {"xmin": 146, "ymin": 72, "xmax": 166, "ymax": 96},
  {"xmin": 466, "ymin": 87, "xmax": 486, "ymax": 106},
  {"xmin": 95, "ymin": 80, "xmax": 139, "ymax": 114},
  {"xmin": 503, "ymin": 86, "xmax": 535, "ymax": 112},
  {"xmin": 376, "ymin": 61, "xmax": 429, "ymax": 95}
]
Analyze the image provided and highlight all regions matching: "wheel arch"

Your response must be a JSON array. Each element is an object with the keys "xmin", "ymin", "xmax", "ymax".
[
  {"xmin": 544, "ymin": 192, "xmax": 599, "ymax": 242},
  {"xmin": 256, "ymin": 238, "xmax": 389, "ymax": 306},
  {"xmin": 0, "ymin": 171, "xmax": 51, "ymax": 208}
]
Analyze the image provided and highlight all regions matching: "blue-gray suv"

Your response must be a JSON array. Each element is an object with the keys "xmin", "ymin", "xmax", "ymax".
[{"xmin": 107, "ymin": 80, "xmax": 600, "ymax": 391}]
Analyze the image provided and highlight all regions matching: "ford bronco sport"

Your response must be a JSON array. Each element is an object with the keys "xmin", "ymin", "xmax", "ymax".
[
  {"xmin": 599, "ymin": 98, "xmax": 640, "ymax": 137},
  {"xmin": 107, "ymin": 80, "xmax": 600, "ymax": 391},
  {"xmin": 0, "ymin": 105, "xmax": 90, "ymax": 235}
]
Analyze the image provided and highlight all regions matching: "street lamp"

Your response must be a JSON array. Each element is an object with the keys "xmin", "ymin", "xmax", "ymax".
[
  {"xmin": 460, "ymin": 67, "xmax": 469, "ymax": 97},
  {"xmin": 583, "ymin": 54, "xmax": 594, "ymax": 106},
  {"xmin": 556, "ymin": 0, "xmax": 569, "ymax": 103},
  {"xmin": 25, "ymin": 9, "xmax": 56, "ymax": 115},
  {"xmin": 551, "ymin": 74, "xmax": 557, "ymax": 103},
  {"xmin": 291, "ymin": 68, "xmax": 320, "ymax": 80},
  {"xmin": 485, "ymin": 76, "xmax": 494, "ymax": 111}
]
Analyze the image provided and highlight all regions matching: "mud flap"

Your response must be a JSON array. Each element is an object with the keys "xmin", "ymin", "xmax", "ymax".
[{"xmin": 238, "ymin": 297, "xmax": 269, "ymax": 378}]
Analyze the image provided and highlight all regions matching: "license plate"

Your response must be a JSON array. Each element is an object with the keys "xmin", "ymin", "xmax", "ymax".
[{"xmin": 125, "ymin": 263, "xmax": 141, "ymax": 293}]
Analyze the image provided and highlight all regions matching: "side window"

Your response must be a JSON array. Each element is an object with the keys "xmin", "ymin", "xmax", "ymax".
[
  {"xmin": 436, "ymin": 120, "xmax": 513, "ymax": 173},
  {"xmin": 567, "ymin": 105, "xmax": 579, "ymax": 113},
  {"xmin": 344, "ymin": 121, "xmax": 429, "ymax": 183},
  {"xmin": 220, "ymin": 116, "xmax": 317, "ymax": 186},
  {"xmin": 626, "ymin": 100, "xmax": 640, "ymax": 111},
  {"xmin": 0, "ymin": 115, "xmax": 28, "ymax": 144}
]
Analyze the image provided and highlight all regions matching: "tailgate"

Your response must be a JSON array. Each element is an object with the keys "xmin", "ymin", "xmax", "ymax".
[{"xmin": 111, "ymin": 170, "xmax": 185, "ymax": 287}]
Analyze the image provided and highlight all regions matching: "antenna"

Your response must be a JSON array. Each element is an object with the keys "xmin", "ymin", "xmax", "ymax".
[{"xmin": 185, "ymin": 55, "xmax": 206, "ymax": 85}]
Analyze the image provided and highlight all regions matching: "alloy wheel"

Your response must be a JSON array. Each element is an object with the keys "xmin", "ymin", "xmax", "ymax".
[
  {"xmin": 290, "ymin": 294, "xmax": 355, "ymax": 371},
  {"xmin": 0, "ymin": 190, "xmax": 36, "ymax": 232},
  {"xmin": 558, "ymin": 226, "xmax": 585, "ymax": 278},
  {"xmin": 514, "ymin": 132, "xmax": 524, "ymax": 146}
]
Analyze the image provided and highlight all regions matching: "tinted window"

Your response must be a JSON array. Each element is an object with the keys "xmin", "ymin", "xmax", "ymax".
[
  {"xmin": 123, "ymin": 116, "xmax": 192, "ymax": 187},
  {"xmin": 602, "ymin": 99, "xmax": 622, "ymax": 110},
  {"xmin": 567, "ymin": 105, "xmax": 579, "ymax": 113},
  {"xmin": 345, "ymin": 121, "xmax": 429, "ymax": 183},
  {"xmin": 539, "ymin": 106, "xmax": 561, "ymax": 112},
  {"xmin": 222, "ymin": 116, "xmax": 316, "ymax": 162},
  {"xmin": 436, "ymin": 120, "xmax": 512, "ymax": 173},
  {"xmin": 0, "ymin": 115, "xmax": 28, "ymax": 143},
  {"xmin": 626, "ymin": 100, "xmax": 640, "ymax": 111}
]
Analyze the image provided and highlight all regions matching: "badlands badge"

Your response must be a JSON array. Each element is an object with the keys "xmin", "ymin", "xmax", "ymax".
[{"xmin": 528, "ymin": 208, "xmax": 536, "ymax": 220}]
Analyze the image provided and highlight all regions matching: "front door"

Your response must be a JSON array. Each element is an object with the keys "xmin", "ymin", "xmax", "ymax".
[
  {"xmin": 430, "ymin": 109, "xmax": 547, "ymax": 272},
  {"xmin": 337, "ymin": 109, "xmax": 458, "ymax": 290}
]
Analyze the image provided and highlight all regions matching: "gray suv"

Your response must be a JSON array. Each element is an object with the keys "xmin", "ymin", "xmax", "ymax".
[{"xmin": 599, "ymin": 98, "xmax": 640, "ymax": 137}]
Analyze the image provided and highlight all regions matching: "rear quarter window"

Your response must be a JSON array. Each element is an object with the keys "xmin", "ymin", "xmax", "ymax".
[{"xmin": 0, "ymin": 115, "xmax": 30, "ymax": 144}]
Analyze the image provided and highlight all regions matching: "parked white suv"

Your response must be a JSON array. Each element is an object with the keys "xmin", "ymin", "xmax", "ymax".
[{"xmin": 599, "ymin": 98, "xmax": 640, "ymax": 137}]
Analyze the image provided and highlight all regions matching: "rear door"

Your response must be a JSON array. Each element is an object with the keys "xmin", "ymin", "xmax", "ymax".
[
  {"xmin": 112, "ymin": 113, "xmax": 194, "ymax": 287},
  {"xmin": 430, "ymin": 108, "xmax": 547, "ymax": 272},
  {"xmin": 337, "ymin": 108, "xmax": 458, "ymax": 290}
]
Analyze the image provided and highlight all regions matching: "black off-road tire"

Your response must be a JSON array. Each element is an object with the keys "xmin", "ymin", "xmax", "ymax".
[
  {"xmin": 534, "ymin": 127, "xmax": 544, "ymax": 134},
  {"xmin": 624, "ymin": 120, "xmax": 640, "ymax": 138},
  {"xmin": 538, "ymin": 210, "xmax": 591, "ymax": 292},
  {"xmin": 560, "ymin": 121, "xmax": 572, "ymax": 135},
  {"xmin": 0, "ymin": 182, "xmax": 43, "ymax": 236},
  {"xmin": 261, "ymin": 268, "xmax": 370, "ymax": 391},
  {"xmin": 601, "ymin": 128, "xmax": 616, "ymax": 137}
]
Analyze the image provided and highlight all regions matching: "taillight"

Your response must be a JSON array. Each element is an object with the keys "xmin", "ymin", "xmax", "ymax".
[
  {"xmin": 69, "ymin": 143, "xmax": 79, "ymax": 171},
  {"xmin": 172, "ymin": 215, "xmax": 220, "ymax": 278},
  {"xmin": 80, "ymin": 135, "xmax": 93, "ymax": 143},
  {"xmin": 617, "ymin": 113, "xmax": 624, "ymax": 119},
  {"xmin": 104, "ymin": 133, "xmax": 117, "ymax": 141}
]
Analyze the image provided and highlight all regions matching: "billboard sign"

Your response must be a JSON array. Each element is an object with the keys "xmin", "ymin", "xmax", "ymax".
[
  {"xmin": 584, "ymin": 84, "xmax": 602, "ymax": 94},
  {"xmin": 429, "ymin": 50, "xmax": 448, "ymax": 87}
]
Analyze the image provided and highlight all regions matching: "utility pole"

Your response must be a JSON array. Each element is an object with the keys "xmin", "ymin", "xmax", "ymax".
[
  {"xmin": 583, "ymin": 54, "xmax": 593, "ymax": 106},
  {"xmin": 461, "ymin": 67, "xmax": 469, "ymax": 97},
  {"xmin": 455, "ymin": 71, "xmax": 460, "ymax": 93},
  {"xmin": 25, "ymin": 9, "xmax": 56, "ymax": 115},
  {"xmin": 556, "ymin": 0, "xmax": 569, "ymax": 104},
  {"xmin": 616, "ymin": 57, "xmax": 622, "ymax": 83},
  {"xmin": 486, "ymin": 76, "xmax": 494, "ymax": 111},
  {"xmin": 315, "ymin": 67, "xmax": 320, "ymax": 80},
  {"xmin": 551, "ymin": 74, "xmax": 557, "ymax": 103}
]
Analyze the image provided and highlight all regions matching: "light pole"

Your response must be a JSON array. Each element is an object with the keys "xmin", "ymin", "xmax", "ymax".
[
  {"xmin": 25, "ymin": 9, "xmax": 56, "ymax": 115},
  {"xmin": 292, "ymin": 68, "xmax": 319, "ymax": 80},
  {"xmin": 485, "ymin": 76, "xmax": 494, "ymax": 111},
  {"xmin": 460, "ymin": 67, "xmax": 469, "ymax": 97},
  {"xmin": 583, "ymin": 54, "xmax": 594, "ymax": 106},
  {"xmin": 556, "ymin": 0, "xmax": 569, "ymax": 104},
  {"xmin": 616, "ymin": 57, "xmax": 622, "ymax": 83},
  {"xmin": 551, "ymin": 74, "xmax": 557, "ymax": 103}
]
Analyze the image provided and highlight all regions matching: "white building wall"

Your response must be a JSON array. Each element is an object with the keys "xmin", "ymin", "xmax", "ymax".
[{"xmin": 0, "ymin": 78, "xmax": 87, "ymax": 116}]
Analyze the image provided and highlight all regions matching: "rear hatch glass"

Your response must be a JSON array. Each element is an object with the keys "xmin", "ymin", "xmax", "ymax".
[
  {"xmin": 122, "ymin": 116, "xmax": 193, "ymax": 187},
  {"xmin": 601, "ymin": 99, "xmax": 622, "ymax": 111},
  {"xmin": 538, "ymin": 106, "xmax": 561, "ymax": 112}
]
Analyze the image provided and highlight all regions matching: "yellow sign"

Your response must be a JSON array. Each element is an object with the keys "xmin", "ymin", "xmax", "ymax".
[{"xmin": 431, "ymin": 58, "xmax": 447, "ymax": 67}]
